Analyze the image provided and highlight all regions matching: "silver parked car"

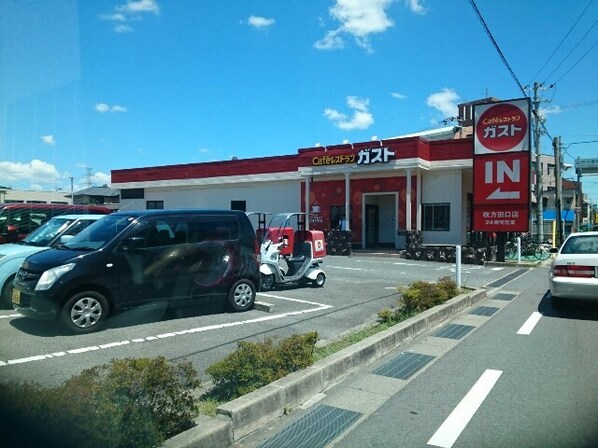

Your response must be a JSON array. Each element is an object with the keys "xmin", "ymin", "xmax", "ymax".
[{"xmin": 549, "ymin": 232, "xmax": 598, "ymax": 304}]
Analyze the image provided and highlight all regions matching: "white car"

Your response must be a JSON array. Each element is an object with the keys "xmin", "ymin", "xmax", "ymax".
[
  {"xmin": 0, "ymin": 214, "xmax": 107, "ymax": 307},
  {"xmin": 549, "ymin": 232, "xmax": 598, "ymax": 304}
]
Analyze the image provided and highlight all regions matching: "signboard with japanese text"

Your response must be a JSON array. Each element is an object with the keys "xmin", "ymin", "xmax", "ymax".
[
  {"xmin": 474, "ymin": 99, "xmax": 530, "ymax": 154},
  {"xmin": 356, "ymin": 146, "xmax": 395, "ymax": 165},
  {"xmin": 310, "ymin": 146, "xmax": 395, "ymax": 166},
  {"xmin": 473, "ymin": 205, "xmax": 529, "ymax": 232},
  {"xmin": 473, "ymin": 98, "xmax": 531, "ymax": 232}
]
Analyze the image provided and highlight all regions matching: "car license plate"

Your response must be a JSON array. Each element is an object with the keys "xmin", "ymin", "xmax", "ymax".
[{"xmin": 11, "ymin": 288, "xmax": 21, "ymax": 305}]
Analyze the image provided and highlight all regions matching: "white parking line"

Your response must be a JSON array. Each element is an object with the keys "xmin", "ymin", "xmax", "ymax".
[
  {"xmin": 0, "ymin": 314, "xmax": 20, "ymax": 319},
  {"xmin": 326, "ymin": 265, "xmax": 365, "ymax": 271},
  {"xmin": 428, "ymin": 369, "xmax": 502, "ymax": 448},
  {"xmin": 516, "ymin": 312, "xmax": 543, "ymax": 335},
  {"xmin": 0, "ymin": 295, "xmax": 331, "ymax": 368}
]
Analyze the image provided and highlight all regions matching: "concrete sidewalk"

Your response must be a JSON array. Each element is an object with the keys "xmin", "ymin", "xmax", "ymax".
[{"xmin": 164, "ymin": 287, "xmax": 487, "ymax": 448}]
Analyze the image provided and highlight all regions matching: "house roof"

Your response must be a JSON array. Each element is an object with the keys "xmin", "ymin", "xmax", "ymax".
[{"xmin": 73, "ymin": 186, "xmax": 120, "ymax": 197}]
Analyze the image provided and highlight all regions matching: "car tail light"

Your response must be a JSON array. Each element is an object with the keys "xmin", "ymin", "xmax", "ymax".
[{"xmin": 552, "ymin": 265, "xmax": 595, "ymax": 277}]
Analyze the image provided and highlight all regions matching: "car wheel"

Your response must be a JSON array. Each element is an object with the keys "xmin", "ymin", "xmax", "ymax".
[
  {"xmin": 261, "ymin": 273, "xmax": 275, "ymax": 291},
  {"xmin": 228, "ymin": 279, "xmax": 255, "ymax": 312},
  {"xmin": 313, "ymin": 272, "xmax": 326, "ymax": 288},
  {"xmin": 1, "ymin": 275, "xmax": 15, "ymax": 308},
  {"xmin": 60, "ymin": 291, "xmax": 109, "ymax": 334}
]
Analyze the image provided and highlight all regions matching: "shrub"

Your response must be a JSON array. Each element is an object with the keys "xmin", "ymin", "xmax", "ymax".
[
  {"xmin": 0, "ymin": 357, "xmax": 201, "ymax": 448},
  {"xmin": 378, "ymin": 277, "xmax": 462, "ymax": 322},
  {"xmin": 206, "ymin": 331, "xmax": 318, "ymax": 401},
  {"xmin": 401, "ymin": 277, "xmax": 460, "ymax": 312}
]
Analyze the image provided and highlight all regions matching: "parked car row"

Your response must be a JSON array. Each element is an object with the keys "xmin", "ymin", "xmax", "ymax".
[
  {"xmin": 0, "ymin": 214, "xmax": 107, "ymax": 307},
  {"xmin": 9, "ymin": 209, "xmax": 261, "ymax": 334},
  {"xmin": 0, "ymin": 203, "xmax": 113, "ymax": 244}
]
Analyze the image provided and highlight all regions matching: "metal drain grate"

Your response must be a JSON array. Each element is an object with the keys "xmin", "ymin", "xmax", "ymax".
[
  {"xmin": 486, "ymin": 269, "xmax": 527, "ymax": 288},
  {"xmin": 469, "ymin": 306, "xmax": 500, "ymax": 317},
  {"xmin": 432, "ymin": 323, "xmax": 475, "ymax": 340},
  {"xmin": 372, "ymin": 352, "xmax": 436, "ymax": 380},
  {"xmin": 258, "ymin": 404, "xmax": 362, "ymax": 448},
  {"xmin": 493, "ymin": 293, "xmax": 517, "ymax": 301}
]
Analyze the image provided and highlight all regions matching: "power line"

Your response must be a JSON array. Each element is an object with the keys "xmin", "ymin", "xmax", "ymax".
[
  {"xmin": 468, "ymin": 0, "xmax": 526, "ymax": 96},
  {"xmin": 543, "ymin": 15, "xmax": 598, "ymax": 84},
  {"xmin": 553, "ymin": 35, "xmax": 598, "ymax": 84},
  {"xmin": 468, "ymin": 1, "xmax": 554, "ymax": 141},
  {"xmin": 529, "ymin": 0, "xmax": 595, "ymax": 83}
]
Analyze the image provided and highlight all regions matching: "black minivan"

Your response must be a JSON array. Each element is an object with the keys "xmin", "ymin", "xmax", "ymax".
[{"xmin": 12, "ymin": 209, "xmax": 260, "ymax": 334}]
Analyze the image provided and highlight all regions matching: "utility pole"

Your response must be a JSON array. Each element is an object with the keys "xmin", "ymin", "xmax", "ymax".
[
  {"xmin": 575, "ymin": 164, "xmax": 582, "ymax": 232},
  {"xmin": 533, "ymin": 82, "xmax": 544, "ymax": 242},
  {"xmin": 553, "ymin": 137, "xmax": 563, "ymax": 246},
  {"xmin": 69, "ymin": 177, "xmax": 74, "ymax": 205}
]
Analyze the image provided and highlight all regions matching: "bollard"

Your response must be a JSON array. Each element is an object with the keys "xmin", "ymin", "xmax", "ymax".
[
  {"xmin": 517, "ymin": 236, "xmax": 521, "ymax": 263},
  {"xmin": 456, "ymin": 244, "xmax": 462, "ymax": 289}
]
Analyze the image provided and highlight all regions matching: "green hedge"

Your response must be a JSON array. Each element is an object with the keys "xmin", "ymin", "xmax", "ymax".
[
  {"xmin": 379, "ymin": 276, "xmax": 461, "ymax": 324},
  {"xmin": 206, "ymin": 331, "xmax": 318, "ymax": 401},
  {"xmin": 0, "ymin": 357, "xmax": 200, "ymax": 448}
]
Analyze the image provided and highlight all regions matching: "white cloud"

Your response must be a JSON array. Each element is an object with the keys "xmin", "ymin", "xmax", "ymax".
[
  {"xmin": 426, "ymin": 88, "xmax": 460, "ymax": 118},
  {"xmin": 101, "ymin": 0, "xmax": 159, "ymax": 32},
  {"xmin": 0, "ymin": 160, "xmax": 62, "ymax": 184},
  {"xmin": 541, "ymin": 105, "xmax": 561, "ymax": 115},
  {"xmin": 391, "ymin": 92, "xmax": 406, "ymax": 99},
  {"xmin": 324, "ymin": 96, "xmax": 374, "ymax": 130},
  {"xmin": 95, "ymin": 103, "xmax": 127, "ymax": 113},
  {"xmin": 314, "ymin": 30, "xmax": 345, "ymax": 50},
  {"xmin": 247, "ymin": 15, "xmax": 276, "ymax": 29},
  {"xmin": 115, "ymin": 24, "xmax": 134, "ymax": 33},
  {"xmin": 315, "ymin": 0, "xmax": 395, "ymax": 52},
  {"xmin": 117, "ymin": 0, "xmax": 160, "ymax": 15},
  {"xmin": 405, "ymin": 0, "xmax": 427, "ymax": 15},
  {"xmin": 41, "ymin": 135, "xmax": 56, "ymax": 146},
  {"xmin": 91, "ymin": 172, "xmax": 111, "ymax": 186},
  {"xmin": 95, "ymin": 103, "xmax": 110, "ymax": 113}
]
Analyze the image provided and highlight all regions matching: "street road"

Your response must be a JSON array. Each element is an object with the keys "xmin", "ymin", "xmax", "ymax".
[
  {"xmin": 234, "ymin": 262, "xmax": 598, "ymax": 448},
  {"xmin": 1, "ymin": 256, "xmax": 525, "ymax": 387}
]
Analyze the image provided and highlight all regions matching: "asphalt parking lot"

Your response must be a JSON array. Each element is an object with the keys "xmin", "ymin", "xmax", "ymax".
[{"xmin": 0, "ymin": 256, "xmax": 527, "ymax": 387}]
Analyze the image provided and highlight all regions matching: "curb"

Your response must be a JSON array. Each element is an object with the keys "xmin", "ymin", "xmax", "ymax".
[{"xmin": 165, "ymin": 288, "xmax": 487, "ymax": 448}]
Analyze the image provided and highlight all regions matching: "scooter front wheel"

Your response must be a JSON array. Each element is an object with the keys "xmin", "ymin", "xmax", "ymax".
[{"xmin": 261, "ymin": 273, "xmax": 275, "ymax": 291}]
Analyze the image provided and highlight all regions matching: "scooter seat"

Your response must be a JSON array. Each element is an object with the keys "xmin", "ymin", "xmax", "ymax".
[{"xmin": 287, "ymin": 255, "xmax": 305, "ymax": 263}]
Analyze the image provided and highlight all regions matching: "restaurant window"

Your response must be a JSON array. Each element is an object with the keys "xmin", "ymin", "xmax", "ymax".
[
  {"xmin": 146, "ymin": 200, "xmax": 164, "ymax": 210},
  {"xmin": 231, "ymin": 200, "xmax": 246, "ymax": 212},
  {"xmin": 121, "ymin": 188, "xmax": 145, "ymax": 199},
  {"xmin": 422, "ymin": 203, "xmax": 450, "ymax": 231},
  {"xmin": 330, "ymin": 205, "xmax": 350, "ymax": 230}
]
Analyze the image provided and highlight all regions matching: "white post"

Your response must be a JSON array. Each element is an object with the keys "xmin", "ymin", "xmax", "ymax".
[
  {"xmin": 406, "ymin": 169, "xmax": 412, "ymax": 231},
  {"xmin": 344, "ymin": 172, "xmax": 350, "ymax": 231},
  {"xmin": 305, "ymin": 176, "xmax": 310, "ymax": 230},
  {"xmin": 517, "ymin": 236, "xmax": 521, "ymax": 263},
  {"xmin": 456, "ymin": 245, "xmax": 462, "ymax": 289}
]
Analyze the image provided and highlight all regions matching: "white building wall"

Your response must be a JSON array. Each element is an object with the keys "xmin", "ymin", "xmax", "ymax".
[
  {"xmin": 421, "ymin": 170, "xmax": 464, "ymax": 245},
  {"xmin": 120, "ymin": 180, "xmax": 301, "ymax": 215}
]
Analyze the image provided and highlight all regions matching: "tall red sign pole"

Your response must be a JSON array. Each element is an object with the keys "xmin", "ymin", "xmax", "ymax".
[{"xmin": 472, "ymin": 99, "xmax": 531, "ymax": 261}]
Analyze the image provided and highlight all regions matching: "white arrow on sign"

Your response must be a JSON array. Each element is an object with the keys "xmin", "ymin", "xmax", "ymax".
[{"xmin": 487, "ymin": 188, "xmax": 520, "ymax": 200}]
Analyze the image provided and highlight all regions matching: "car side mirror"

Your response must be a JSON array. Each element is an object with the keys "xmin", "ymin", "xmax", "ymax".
[
  {"xmin": 122, "ymin": 235, "xmax": 145, "ymax": 251},
  {"xmin": 549, "ymin": 247, "xmax": 558, "ymax": 254},
  {"xmin": 60, "ymin": 235, "xmax": 74, "ymax": 244}
]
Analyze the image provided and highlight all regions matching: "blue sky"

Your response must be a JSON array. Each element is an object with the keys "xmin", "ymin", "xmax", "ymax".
[{"xmin": 1, "ymin": 0, "xmax": 597, "ymax": 203}]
